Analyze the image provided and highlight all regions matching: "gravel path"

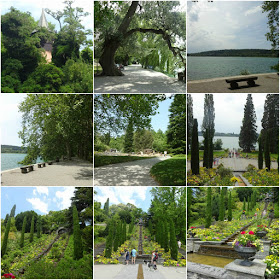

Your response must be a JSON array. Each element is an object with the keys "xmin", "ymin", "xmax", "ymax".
[
  {"xmin": 94, "ymin": 264, "xmax": 186, "ymax": 279},
  {"xmin": 94, "ymin": 65, "xmax": 186, "ymax": 93},
  {"xmin": 94, "ymin": 157, "xmax": 170, "ymax": 186},
  {"xmin": 1, "ymin": 159, "xmax": 93, "ymax": 186},
  {"xmin": 187, "ymin": 73, "xmax": 279, "ymax": 93}
]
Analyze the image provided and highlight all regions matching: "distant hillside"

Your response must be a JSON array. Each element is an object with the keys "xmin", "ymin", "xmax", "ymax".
[
  {"xmin": 188, "ymin": 49, "xmax": 278, "ymax": 57},
  {"xmin": 1, "ymin": 145, "xmax": 27, "ymax": 153},
  {"xmin": 198, "ymin": 132, "xmax": 240, "ymax": 137}
]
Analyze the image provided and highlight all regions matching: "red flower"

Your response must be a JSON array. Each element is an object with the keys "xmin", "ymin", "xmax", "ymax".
[
  {"xmin": 241, "ymin": 231, "xmax": 246, "ymax": 234},
  {"xmin": 257, "ymin": 225, "xmax": 260, "ymax": 227},
  {"xmin": 249, "ymin": 231, "xmax": 254, "ymax": 235},
  {"xmin": 190, "ymin": 226, "xmax": 196, "ymax": 229}
]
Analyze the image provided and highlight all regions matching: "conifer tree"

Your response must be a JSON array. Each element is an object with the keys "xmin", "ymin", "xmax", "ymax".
[
  {"xmin": 36, "ymin": 216, "xmax": 41, "ymax": 239},
  {"xmin": 191, "ymin": 119, "xmax": 199, "ymax": 174},
  {"xmin": 123, "ymin": 221, "xmax": 126, "ymax": 243},
  {"xmin": 228, "ymin": 192, "xmax": 232, "ymax": 221},
  {"xmin": 239, "ymin": 94, "xmax": 258, "ymax": 152},
  {"xmin": 169, "ymin": 220, "xmax": 178, "ymax": 260},
  {"xmin": 163, "ymin": 220, "xmax": 169, "ymax": 252},
  {"xmin": 2, "ymin": 217, "xmax": 11, "ymax": 257},
  {"xmin": 187, "ymin": 188, "xmax": 192, "ymax": 228},
  {"xmin": 205, "ymin": 187, "xmax": 212, "ymax": 228},
  {"xmin": 243, "ymin": 197, "xmax": 246, "ymax": 211},
  {"xmin": 73, "ymin": 205, "xmax": 83, "ymax": 260},
  {"xmin": 10, "ymin": 204, "xmax": 16, "ymax": 218},
  {"xmin": 4, "ymin": 214, "xmax": 9, "ymax": 226},
  {"xmin": 247, "ymin": 197, "xmax": 250, "ymax": 213},
  {"xmin": 258, "ymin": 133, "xmax": 264, "ymax": 169},
  {"xmin": 29, "ymin": 215, "xmax": 35, "ymax": 243},
  {"xmin": 113, "ymin": 220, "xmax": 119, "ymax": 251},
  {"xmin": 187, "ymin": 94, "xmax": 194, "ymax": 155},
  {"xmin": 124, "ymin": 119, "xmax": 134, "ymax": 153},
  {"xmin": 148, "ymin": 219, "xmax": 152, "ymax": 236},
  {"xmin": 20, "ymin": 216, "xmax": 27, "ymax": 248},
  {"xmin": 219, "ymin": 188, "xmax": 225, "ymax": 221},
  {"xmin": 264, "ymin": 131, "xmax": 271, "ymax": 170},
  {"xmin": 104, "ymin": 198, "xmax": 109, "ymax": 216},
  {"xmin": 105, "ymin": 222, "xmax": 113, "ymax": 258}
]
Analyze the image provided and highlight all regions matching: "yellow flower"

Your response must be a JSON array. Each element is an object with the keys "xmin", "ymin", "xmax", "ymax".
[{"xmin": 256, "ymin": 208, "xmax": 259, "ymax": 211}]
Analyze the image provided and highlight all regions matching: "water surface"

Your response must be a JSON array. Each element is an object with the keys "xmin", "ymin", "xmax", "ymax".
[
  {"xmin": 198, "ymin": 136, "xmax": 241, "ymax": 150},
  {"xmin": 188, "ymin": 57, "xmax": 279, "ymax": 80}
]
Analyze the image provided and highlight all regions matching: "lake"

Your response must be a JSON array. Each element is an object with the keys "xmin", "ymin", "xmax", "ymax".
[
  {"xmin": 198, "ymin": 136, "xmax": 241, "ymax": 150},
  {"xmin": 1, "ymin": 153, "xmax": 43, "ymax": 171},
  {"xmin": 187, "ymin": 57, "xmax": 279, "ymax": 80}
]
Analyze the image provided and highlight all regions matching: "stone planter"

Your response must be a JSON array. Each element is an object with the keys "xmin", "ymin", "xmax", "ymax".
[
  {"xmin": 188, "ymin": 231, "xmax": 196, "ymax": 238},
  {"xmin": 234, "ymin": 246, "xmax": 257, "ymax": 267},
  {"xmin": 255, "ymin": 230, "xmax": 267, "ymax": 239}
]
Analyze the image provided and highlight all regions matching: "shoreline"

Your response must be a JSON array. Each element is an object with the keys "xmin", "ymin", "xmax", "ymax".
[{"xmin": 187, "ymin": 72, "xmax": 278, "ymax": 83}]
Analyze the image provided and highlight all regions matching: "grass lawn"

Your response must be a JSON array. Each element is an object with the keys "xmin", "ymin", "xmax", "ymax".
[
  {"xmin": 240, "ymin": 151, "xmax": 278, "ymax": 161},
  {"xmin": 150, "ymin": 154, "xmax": 186, "ymax": 186},
  {"xmin": 94, "ymin": 154, "xmax": 152, "ymax": 167}
]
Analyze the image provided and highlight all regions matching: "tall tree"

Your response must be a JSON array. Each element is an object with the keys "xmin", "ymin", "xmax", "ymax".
[
  {"xmin": 258, "ymin": 132, "xmax": 264, "ymax": 169},
  {"xmin": 191, "ymin": 119, "xmax": 200, "ymax": 175},
  {"xmin": 4, "ymin": 214, "xmax": 9, "ymax": 226},
  {"xmin": 169, "ymin": 219, "xmax": 178, "ymax": 261},
  {"xmin": 239, "ymin": 94, "xmax": 258, "ymax": 152},
  {"xmin": 166, "ymin": 94, "xmax": 186, "ymax": 154},
  {"xmin": 20, "ymin": 216, "xmax": 27, "ymax": 248},
  {"xmin": 218, "ymin": 188, "xmax": 225, "ymax": 221},
  {"xmin": 29, "ymin": 216, "xmax": 35, "ymax": 243},
  {"xmin": 105, "ymin": 221, "xmax": 113, "ymax": 258},
  {"xmin": 205, "ymin": 188, "xmax": 212, "ymax": 228},
  {"xmin": 261, "ymin": 94, "xmax": 279, "ymax": 154},
  {"xmin": 73, "ymin": 205, "xmax": 83, "ymax": 260},
  {"xmin": 123, "ymin": 119, "xmax": 134, "ymax": 153},
  {"xmin": 202, "ymin": 94, "xmax": 215, "ymax": 168},
  {"xmin": 10, "ymin": 204, "xmax": 16, "ymax": 218},
  {"xmin": 243, "ymin": 197, "xmax": 246, "ymax": 211},
  {"xmin": 247, "ymin": 197, "xmax": 250, "ymax": 213},
  {"xmin": 104, "ymin": 198, "xmax": 109, "ymax": 216},
  {"xmin": 36, "ymin": 216, "xmax": 41, "ymax": 239},
  {"xmin": 134, "ymin": 129, "xmax": 154, "ymax": 152},
  {"xmin": 1, "ymin": 217, "xmax": 11, "ymax": 257},
  {"xmin": 187, "ymin": 94, "xmax": 194, "ymax": 155},
  {"xmin": 228, "ymin": 192, "xmax": 232, "ymax": 221},
  {"xmin": 264, "ymin": 131, "xmax": 271, "ymax": 170},
  {"xmin": 187, "ymin": 188, "xmax": 192, "ymax": 228}
]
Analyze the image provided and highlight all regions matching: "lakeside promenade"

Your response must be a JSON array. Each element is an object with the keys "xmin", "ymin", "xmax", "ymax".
[
  {"xmin": 187, "ymin": 73, "xmax": 279, "ymax": 93},
  {"xmin": 1, "ymin": 158, "xmax": 93, "ymax": 186}
]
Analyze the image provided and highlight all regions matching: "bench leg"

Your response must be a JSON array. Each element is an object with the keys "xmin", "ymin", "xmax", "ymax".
[
  {"xmin": 230, "ymin": 82, "xmax": 238, "ymax": 89},
  {"xmin": 43, "ymin": 163, "xmax": 46, "ymax": 167},
  {"xmin": 38, "ymin": 165, "xmax": 41, "ymax": 168},
  {"xmin": 28, "ymin": 166, "xmax": 34, "ymax": 172},
  {"xmin": 247, "ymin": 80, "xmax": 256, "ymax": 87},
  {"xmin": 21, "ymin": 168, "xmax": 27, "ymax": 174}
]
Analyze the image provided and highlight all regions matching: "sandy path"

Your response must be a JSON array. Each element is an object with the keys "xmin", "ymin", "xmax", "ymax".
[
  {"xmin": 94, "ymin": 65, "xmax": 186, "ymax": 93},
  {"xmin": 94, "ymin": 157, "xmax": 170, "ymax": 186},
  {"xmin": 1, "ymin": 159, "xmax": 93, "ymax": 186}
]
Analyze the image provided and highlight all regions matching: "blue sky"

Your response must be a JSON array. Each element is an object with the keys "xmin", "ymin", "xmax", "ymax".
[
  {"xmin": 94, "ymin": 187, "xmax": 153, "ymax": 213},
  {"xmin": 1, "ymin": 187, "xmax": 76, "ymax": 218},
  {"xmin": 187, "ymin": 1, "xmax": 272, "ymax": 53},
  {"xmin": 1, "ymin": 0, "xmax": 93, "ymax": 44}
]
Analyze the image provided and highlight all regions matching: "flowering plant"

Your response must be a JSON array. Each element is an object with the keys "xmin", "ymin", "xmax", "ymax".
[
  {"xmin": 232, "ymin": 231, "xmax": 263, "ymax": 251},
  {"xmin": 255, "ymin": 225, "xmax": 268, "ymax": 232},
  {"xmin": 1, "ymin": 273, "xmax": 15, "ymax": 279},
  {"xmin": 264, "ymin": 255, "xmax": 279, "ymax": 278}
]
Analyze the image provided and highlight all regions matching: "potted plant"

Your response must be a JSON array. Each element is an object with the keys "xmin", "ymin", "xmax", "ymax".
[
  {"xmin": 188, "ymin": 227, "xmax": 196, "ymax": 238},
  {"xmin": 255, "ymin": 225, "xmax": 268, "ymax": 239},
  {"xmin": 232, "ymin": 231, "xmax": 263, "ymax": 267}
]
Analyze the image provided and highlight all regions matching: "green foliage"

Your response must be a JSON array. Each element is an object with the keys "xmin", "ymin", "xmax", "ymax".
[
  {"xmin": 9, "ymin": 205, "xmax": 16, "ymax": 218},
  {"xmin": 15, "ymin": 210, "xmax": 38, "ymax": 233},
  {"xmin": 124, "ymin": 119, "xmax": 134, "ymax": 153},
  {"xmin": 20, "ymin": 216, "xmax": 27, "ymax": 248},
  {"xmin": 218, "ymin": 188, "xmax": 225, "ymax": 221},
  {"xmin": 150, "ymin": 155, "xmax": 186, "ymax": 186},
  {"xmin": 239, "ymin": 94, "xmax": 258, "ymax": 152},
  {"xmin": 228, "ymin": 192, "xmax": 232, "ymax": 221},
  {"xmin": 105, "ymin": 222, "xmax": 113, "ymax": 258},
  {"xmin": 73, "ymin": 205, "xmax": 83, "ymax": 260},
  {"xmin": 152, "ymin": 129, "xmax": 168, "ymax": 152},
  {"xmin": 187, "ymin": 95, "xmax": 194, "ymax": 154},
  {"xmin": 29, "ymin": 215, "xmax": 35, "ymax": 243},
  {"xmin": 189, "ymin": 49, "xmax": 278, "ymax": 57},
  {"xmin": 166, "ymin": 95, "xmax": 186, "ymax": 154},
  {"xmin": 243, "ymin": 197, "xmax": 246, "ymax": 211},
  {"xmin": 240, "ymin": 69, "xmax": 250, "ymax": 75},
  {"xmin": 104, "ymin": 198, "xmax": 109, "ymax": 216},
  {"xmin": 134, "ymin": 129, "xmax": 154, "ymax": 152},
  {"xmin": 191, "ymin": 119, "xmax": 199, "ymax": 175},
  {"xmin": 214, "ymin": 139, "xmax": 223, "ymax": 150},
  {"xmin": 205, "ymin": 188, "xmax": 212, "ymax": 228},
  {"xmin": 37, "ymin": 216, "xmax": 41, "ymax": 239},
  {"xmin": 1, "ymin": 217, "xmax": 11, "ymax": 257},
  {"xmin": 94, "ymin": 155, "xmax": 149, "ymax": 167},
  {"xmin": 169, "ymin": 220, "xmax": 178, "ymax": 261},
  {"xmin": 258, "ymin": 134, "xmax": 264, "ymax": 169}
]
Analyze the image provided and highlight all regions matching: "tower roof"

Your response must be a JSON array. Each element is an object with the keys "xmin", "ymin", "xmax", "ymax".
[{"xmin": 38, "ymin": 8, "xmax": 48, "ymax": 29}]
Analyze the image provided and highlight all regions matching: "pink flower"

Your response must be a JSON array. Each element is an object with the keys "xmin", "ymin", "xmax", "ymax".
[
  {"xmin": 241, "ymin": 231, "xmax": 246, "ymax": 234},
  {"xmin": 249, "ymin": 231, "xmax": 254, "ymax": 235}
]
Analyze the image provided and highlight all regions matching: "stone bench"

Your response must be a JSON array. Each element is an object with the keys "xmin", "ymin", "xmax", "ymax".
[
  {"xmin": 20, "ymin": 165, "xmax": 34, "ymax": 174},
  {"xmin": 226, "ymin": 76, "xmax": 258, "ymax": 89},
  {"xmin": 37, "ymin": 162, "xmax": 46, "ymax": 168}
]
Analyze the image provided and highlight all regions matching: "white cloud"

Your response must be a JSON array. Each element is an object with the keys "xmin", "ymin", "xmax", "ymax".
[
  {"xmin": 55, "ymin": 187, "xmax": 75, "ymax": 209},
  {"xmin": 27, "ymin": 198, "xmax": 48, "ymax": 214},
  {"xmin": 33, "ymin": 186, "xmax": 49, "ymax": 196},
  {"xmin": 245, "ymin": 5, "xmax": 262, "ymax": 16}
]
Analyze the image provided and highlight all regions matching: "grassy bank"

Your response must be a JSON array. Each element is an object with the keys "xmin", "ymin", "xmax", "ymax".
[
  {"xmin": 94, "ymin": 154, "xmax": 152, "ymax": 167},
  {"xmin": 150, "ymin": 154, "xmax": 186, "ymax": 186}
]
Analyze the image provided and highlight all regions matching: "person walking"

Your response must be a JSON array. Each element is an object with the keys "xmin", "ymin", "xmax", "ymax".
[
  {"xmin": 131, "ymin": 247, "xmax": 137, "ymax": 264},
  {"xmin": 125, "ymin": 249, "xmax": 130, "ymax": 265},
  {"xmin": 178, "ymin": 240, "xmax": 182, "ymax": 249},
  {"xmin": 151, "ymin": 250, "xmax": 158, "ymax": 270}
]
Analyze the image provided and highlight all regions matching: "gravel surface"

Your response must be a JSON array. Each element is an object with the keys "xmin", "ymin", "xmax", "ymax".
[
  {"xmin": 1, "ymin": 159, "xmax": 93, "ymax": 186},
  {"xmin": 187, "ymin": 73, "xmax": 279, "ymax": 93},
  {"xmin": 94, "ymin": 65, "xmax": 186, "ymax": 93},
  {"xmin": 94, "ymin": 156, "xmax": 170, "ymax": 186}
]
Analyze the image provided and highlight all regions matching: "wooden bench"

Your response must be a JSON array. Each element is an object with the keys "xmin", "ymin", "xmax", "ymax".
[
  {"xmin": 20, "ymin": 165, "xmax": 34, "ymax": 174},
  {"xmin": 226, "ymin": 76, "xmax": 258, "ymax": 89},
  {"xmin": 37, "ymin": 163, "xmax": 46, "ymax": 168}
]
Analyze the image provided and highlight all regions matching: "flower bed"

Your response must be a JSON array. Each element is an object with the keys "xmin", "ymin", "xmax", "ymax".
[
  {"xmin": 243, "ymin": 168, "xmax": 279, "ymax": 186},
  {"xmin": 232, "ymin": 231, "xmax": 263, "ymax": 251}
]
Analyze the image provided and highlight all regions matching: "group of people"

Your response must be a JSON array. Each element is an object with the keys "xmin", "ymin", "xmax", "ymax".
[{"xmin": 124, "ymin": 248, "xmax": 159, "ymax": 270}]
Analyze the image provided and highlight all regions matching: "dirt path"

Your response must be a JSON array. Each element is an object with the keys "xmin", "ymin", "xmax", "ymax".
[
  {"xmin": 94, "ymin": 65, "xmax": 186, "ymax": 93},
  {"xmin": 94, "ymin": 157, "xmax": 170, "ymax": 186}
]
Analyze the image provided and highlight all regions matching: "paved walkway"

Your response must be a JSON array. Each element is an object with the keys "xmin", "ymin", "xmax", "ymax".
[
  {"xmin": 94, "ymin": 264, "xmax": 186, "ymax": 279},
  {"xmin": 94, "ymin": 157, "xmax": 170, "ymax": 186},
  {"xmin": 1, "ymin": 159, "xmax": 93, "ymax": 186},
  {"xmin": 94, "ymin": 65, "xmax": 186, "ymax": 93},
  {"xmin": 187, "ymin": 157, "xmax": 277, "ymax": 172},
  {"xmin": 187, "ymin": 73, "xmax": 279, "ymax": 93}
]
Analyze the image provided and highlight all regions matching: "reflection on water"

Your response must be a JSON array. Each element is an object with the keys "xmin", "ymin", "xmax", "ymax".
[{"xmin": 187, "ymin": 253, "xmax": 234, "ymax": 268}]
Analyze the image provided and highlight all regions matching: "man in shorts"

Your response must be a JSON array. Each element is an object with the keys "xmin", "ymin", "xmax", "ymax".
[{"xmin": 131, "ymin": 248, "xmax": 137, "ymax": 264}]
